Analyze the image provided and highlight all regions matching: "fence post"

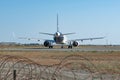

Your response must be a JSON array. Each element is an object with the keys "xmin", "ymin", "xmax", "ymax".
[{"xmin": 13, "ymin": 70, "xmax": 16, "ymax": 80}]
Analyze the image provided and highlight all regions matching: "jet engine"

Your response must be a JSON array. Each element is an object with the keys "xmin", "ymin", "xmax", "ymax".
[
  {"xmin": 44, "ymin": 41, "xmax": 51, "ymax": 47},
  {"xmin": 72, "ymin": 41, "xmax": 79, "ymax": 47}
]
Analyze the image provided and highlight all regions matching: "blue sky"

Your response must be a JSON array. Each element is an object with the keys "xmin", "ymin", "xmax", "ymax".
[{"xmin": 0, "ymin": 0, "xmax": 120, "ymax": 45}]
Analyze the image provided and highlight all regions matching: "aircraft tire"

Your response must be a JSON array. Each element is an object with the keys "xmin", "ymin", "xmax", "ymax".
[
  {"xmin": 49, "ymin": 46, "xmax": 53, "ymax": 48},
  {"xmin": 61, "ymin": 46, "xmax": 64, "ymax": 48},
  {"xmin": 68, "ymin": 46, "xmax": 72, "ymax": 49}
]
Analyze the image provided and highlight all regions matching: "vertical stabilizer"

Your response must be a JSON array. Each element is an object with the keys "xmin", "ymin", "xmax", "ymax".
[{"xmin": 57, "ymin": 14, "xmax": 59, "ymax": 32}]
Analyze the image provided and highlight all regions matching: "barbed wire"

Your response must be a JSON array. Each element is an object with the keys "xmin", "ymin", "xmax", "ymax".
[{"xmin": 0, "ymin": 54, "xmax": 119, "ymax": 80}]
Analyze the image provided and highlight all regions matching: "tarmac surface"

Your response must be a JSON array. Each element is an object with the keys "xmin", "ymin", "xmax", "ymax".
[{"xmin": 0, "ymin": 45, "xmax": 120, "ymax": 51}]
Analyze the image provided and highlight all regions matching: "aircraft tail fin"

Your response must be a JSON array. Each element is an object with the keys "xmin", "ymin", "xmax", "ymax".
[{"xmin": 57, "ymin": 14, "xmax": 59, "ymax": 32}]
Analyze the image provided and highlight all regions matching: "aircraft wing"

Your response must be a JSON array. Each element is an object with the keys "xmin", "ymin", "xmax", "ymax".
[
  {"xmin": 12, "ymin": 32, "xmax": 43, "ymax": 41},
  {"xmin": 18, "ymin": 37, "xmax": 43, "ymax": 41},
  {"xmin": 70, "ymin": 37, "xmax": 105, "ymax": 42},
  {"xmin": 18, "ymin": 37, "xmax": 56, "ymax": 43}
]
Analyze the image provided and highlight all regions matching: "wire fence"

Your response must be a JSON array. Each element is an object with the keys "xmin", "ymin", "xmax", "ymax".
[{"xmin": 0, "ymin": 54, "xmax": 119, "ymax": 80}]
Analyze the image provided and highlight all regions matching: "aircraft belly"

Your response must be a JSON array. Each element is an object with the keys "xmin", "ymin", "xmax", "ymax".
[{"xmin": 54, "ymin": 37, "xmax": 64, "ymax": 44}]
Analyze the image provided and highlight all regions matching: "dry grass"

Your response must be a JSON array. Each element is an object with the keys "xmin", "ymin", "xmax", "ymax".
[
  {"xmin": 0, "ymin": 50, "xmax": 119, "ymax": 64},
  {"xmin": 0, "ymin": 45, "xmax": 120, "ymax": 74}
]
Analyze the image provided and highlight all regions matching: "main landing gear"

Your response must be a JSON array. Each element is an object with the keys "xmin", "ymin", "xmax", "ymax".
[
  {"xmin": 61, "ymin": 46, "xmax": 64, "ymax": 48},
  {"xmin": 48, "ymin": 45, "xmax": 72, "ymax": 49},
  {"xmin": 49, "ymin": 46, "xmax": 53, "ymax": 48},
  {"xmin": 68, "ymin": 46, "xmax": 72, "ymax": 49}
]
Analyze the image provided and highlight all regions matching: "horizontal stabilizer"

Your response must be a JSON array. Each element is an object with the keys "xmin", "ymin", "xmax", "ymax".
[
  {"xmin": 63, "ymin": 32, "xmax": 76, "ymax": 35},
  {"xmin": 39, "ymin": 32, "xmax": 54, "ymax": 36}
]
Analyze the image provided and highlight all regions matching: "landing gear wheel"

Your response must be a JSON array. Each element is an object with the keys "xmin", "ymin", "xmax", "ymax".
[
  {"xmin": 68, "ymin": 46, "xmax": 72, "ymax": 49},
  {"xmin": 49, "ymin": 46, "xmax": 53, "ymax": 48},
  {"xmin": 61, "ymin": 46, "xmax": 64, "ymax": 48}
]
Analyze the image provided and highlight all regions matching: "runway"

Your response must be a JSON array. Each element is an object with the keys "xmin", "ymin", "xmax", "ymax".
[{"xmin": 0, "ymin": 45, "xmax": 120, "ymax": 51}]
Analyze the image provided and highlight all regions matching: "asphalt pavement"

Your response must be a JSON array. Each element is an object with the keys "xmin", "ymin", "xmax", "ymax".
[{"xmin": 0, "ymin": 45, "xmax": 120, "ymax": 51}]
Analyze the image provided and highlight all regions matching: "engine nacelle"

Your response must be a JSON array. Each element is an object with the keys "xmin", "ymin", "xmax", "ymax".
[
  {"xmin": 44, "ymin": 41, "xmax": 51, "ymax": 47},
  {"xmin": 72, "ymin": 41, "xmax": 79, "ymax": 47}
]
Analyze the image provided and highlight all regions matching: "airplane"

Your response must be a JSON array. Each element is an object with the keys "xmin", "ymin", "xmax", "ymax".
[{"xmin": 19, "ymin": 14, "xmax": 104, "ymax": 49}]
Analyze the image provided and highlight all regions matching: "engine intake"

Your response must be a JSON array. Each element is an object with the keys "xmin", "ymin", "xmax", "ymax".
[
  {"xmin": 73, "ymin": 41, "xmax": 78, "ymax": 47},
  {"xmin": 44, "ymin": 41, "xmax": 50, "ymax": 47}
]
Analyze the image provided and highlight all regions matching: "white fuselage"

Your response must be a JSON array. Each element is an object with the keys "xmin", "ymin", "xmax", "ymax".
[{"xmin": 53, "ymin": 32, "xmax": 67, "ymax": 44}]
